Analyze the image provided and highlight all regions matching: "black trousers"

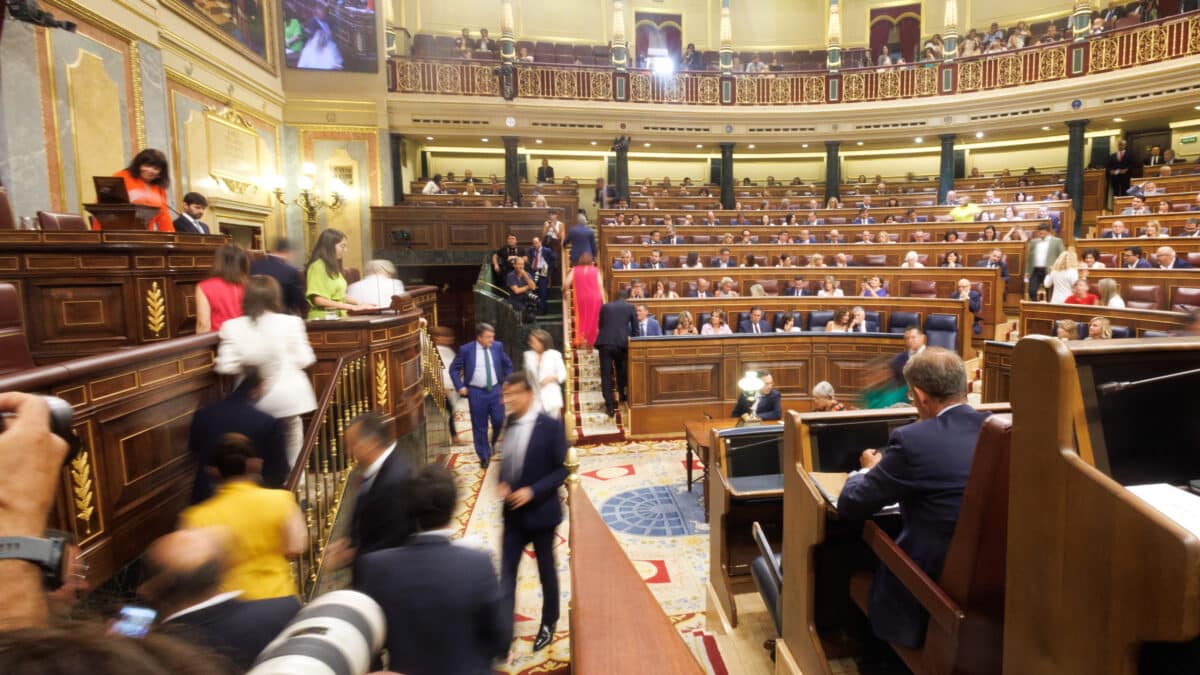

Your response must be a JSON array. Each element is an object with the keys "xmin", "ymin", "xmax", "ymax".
[
  {"xmin": 598, "ymin": 344, "xmax": 628, "ymax": 410},
  {"xmin": 1028, "ymin": 267, "xmax": 1048, "ymax": 301},
  {"xmin": 501, "ymin": 525, "xmax": 559, "ymax": 636}
]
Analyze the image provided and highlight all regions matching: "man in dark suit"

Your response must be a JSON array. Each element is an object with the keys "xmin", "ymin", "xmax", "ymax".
[
  {"xmin": 613, "ymin": 250, "xmax": 640, "ymax": 270},
  {"xmin": 838, "ymin": 348, "xmax": 992, "ymax": 649},
  {"xmin": 890, "ymin": 325, "xmax": 927, "ymax": 384},
  {"xmin": 1107, "ymin": 139, "xmax": 1133, "ymax": 201},
  {"xmin": 1100, "ymin": 220, "xmax": 1131, "ymax": 239},
  {"xmin": 172, "ymin": 192, "xmax": 211, "ymax": 234},
  {"xmin": 142, "ymin": 529, "xmax": 300, "ymax": 671},
  {"xmin": 852, "ymin": 208, "xmax": 876, "ymax": 225},
  {"xmin": 686, "ymin": 278, "xmax": 713, "ymax": 298},
  {"xmin": 644, "ymin": 249, "xmax": 667, "ymax": 269},
  {"xmin": 345, "ymin": 411, "xmax": 415, "ymax": 556},
  {"xmin": 356, "ymin": 464, "xmax": 508, "ymax": 674},
  {"xmin": 187, "ymin": 370, "xmax": 286, "ymax": 503},
  {"xmin": 710, "ymin": 248, "xmax": 736, "ymax": 268},
  {"xmin": 450, "ymin": 323, "xmax": 513, "ymax": 468},
  {"xmin": 975, "ymin": 248, "xmax": 1010, "ymax": 281},
  {"xmin": 496, "ymin": 373, "xmax": 568, "ymax": 653},
  {"xmin": 564, "ymin": 214, "xmax": 597, "ymax": 264},
  {"xmin": 635, "ymin": 304, "xmax": 662, "ymax": 336},
  {"xmin": 535, "ymin": 158, "xmax": 555, "ymax": 183},
  {"xmin": 476, "ymin": 27, "xmax": 497, "ymax": 52},
  {"xmin": 592, "ymin": 177, "xmax": 616, "ymax": 210},
  {"xmin": 662, "ymin": 226, "xmax": 684, "ymax": 245},
  {"xmin": 782, "ymin": 276, "xmax": 810, "ymax": 296},
  {"xmin": 730, "ymin": 371, "xmax": 782, "ymax": 421},
  {"xmin": 595, "ymin": 290, "xmax": 639, "ymax": 417},
  {"xmin": 1122, "ymin": 246, "xmax": 1153, "ymax": 269},
  {"xmin": 528, "ymin": 236, "xmax": 554, "ymax": 313},
  {"xmin": 1155, "ymin": 246, "xmax": 1193, "ymax": 269},
  {"xmin": 737, "ymin": 306, "xmax": 770, "ymax": 334},
  {"xmin": 249, "ymin": 238, "xmax": 307, "ymax": 316},
  {"xmin": 950, "ymin": 278, "xmax": 984, "ymax": 335}
]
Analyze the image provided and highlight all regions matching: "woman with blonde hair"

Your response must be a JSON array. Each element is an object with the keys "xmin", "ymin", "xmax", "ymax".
[
  {"xmin": 1055, "ymin": 319, "xmax": 1079, "ymax": 340},
  {"xmin": 818, "ymin": 275, "xmax": 843, "ymax": 297},
  {"xmin": 674, "ymin": 310, "xmax": 699, "ymax": 335},
  {"xmin": 1043, "ymin": 249, "xmax": 1079, "ymax": 303},
  {"xmin": 1098, "ymin": 278, "xmax": 1125, "ymax": 308},
  {"xmin": 1087, "ymin": 316, "xmax": 1112, "ymax": 340}
]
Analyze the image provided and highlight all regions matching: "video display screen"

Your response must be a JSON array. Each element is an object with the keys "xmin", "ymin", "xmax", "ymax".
[{"xmin": 283, "ymin": 0, "xmax": 377, "ymax": 72}]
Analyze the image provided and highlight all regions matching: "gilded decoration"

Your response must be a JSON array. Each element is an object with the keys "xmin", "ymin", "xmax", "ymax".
[
  {"xmin": 996, "ymin": 54, "xmax": 1023, "ymax": 87},
  {"xmin": 554, "ymin": 70, "xmax": 578, "ymax": 99},
  {"xmin": 957, "ymin": 60, "xmax": 982, "ymax": 90},
  {"xmin": 396, "ymin": 61, "xmax": 422, "ymax": 91},
  {"xmin": 70, "ymin": 449, "xmax": 96, "ymax": 534},
  {"xmin": 803, "ymin": 76, "xmax": 826, "ymax": 103},
  {"xmin": 914, "ymin": 67, "xmax": 937, "ymax": 96},
  {"xmin": 435, "ymin": 64, "xmax": 462, "ymax": 94},
  {"xmin": 769, "ymin": 77, "xmax": 790, "ymax": 104},
  {"xmin": 697, "ymin": 76, "xmax": 719, "ymax": 104},
  {"xmin": 205, "ymin": 108, "xmax": 261, "ymax": 194},
  {"xmin": 735, "ymin": 76, "xmax": 757, "ymax": 104},
  {"xmin": 145, "ymin": 282, "xmax": 166, "ymax": 335},
  {"xmin": 518, "ymin": 68, "xmax": 542, "ymax": 97},
  {"xmin": 843, "ymin": 72, "xmax": 865, "ymax": 101},
  {"xmin": 1136, "ymin": 26, "xmax": 1168, "ymax": 63},
  {"xmin": 1090, "ymin": 37, "xmax": 1118, "ymax": 71},
  {"xmin": 629, "ymin": 73, "xmax": 651, "ymax": 102},
  {"xmin": 1189, "ymin": 16, "xmax": 1200, "ymax": 53},
  {"xmin": 662, "ymin": 75, "xmax": 684, "ymax": 103},
  {"xmin": 590, "ymin": 71, "xmax": 613, "ymax": 100},
  {"xmin": 374, "ymin": 352, "xmax": 388, "ymax": 408},
  {"xmin": 473, "ymin": 65, "xmax": 499, "ymax": 95},
  {"xmin": 1039, "ymin": 47, "xmax": 1067, "ymax": 81},
  {"xmin": 877, "ymin": 69, "xmax": 900, "ymax": 99}
]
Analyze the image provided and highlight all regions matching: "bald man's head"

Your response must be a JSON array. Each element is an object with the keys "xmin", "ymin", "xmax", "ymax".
[{"xmin": 139, "ymin": 529, "xmax": 228, "ymax": 611}]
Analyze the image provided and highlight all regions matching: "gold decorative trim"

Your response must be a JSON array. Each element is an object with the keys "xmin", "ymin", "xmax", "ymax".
[
  {"xmin": 130, "ymin": 40, "xmax": 147, "ymax": 149},
  {"xmin": 70, "ymin": 451, "xmax": 96, "ymax": 534},
  {"xmin": 145, "ymin": 282, "xmax": 165, "ymax": 335},
  {"xmin": 374, "ymin": 352, "xmax": 388, "ymax": 408}
]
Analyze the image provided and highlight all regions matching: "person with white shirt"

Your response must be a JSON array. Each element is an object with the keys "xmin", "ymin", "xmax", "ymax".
[
  {"xmin": 172, "ymin": 192, "xmax": 211, "ymax": 234},
  {"xmin": 818, "ymin": 275, "xmax": 844, "ymax": 297},
  {"xmin": 422, "ymin": 174, "xmax": 443, "ymax": 194},
  {"xmin": 901, "ymin": 251, "xmax": 925, "ymax": 268},
  {"xmin": 346, "ymin": 259, "xmax": 406, "ymax": 309},
  {"xmin": 1098, "ymin": 278, "xmax": 1126, "ymax": 308},
  {"xmin": 1023, "ymin": 223, "xmax": 1065, "ymax": 300},
  {"xmin": 523, "ymin": 329, "xmax": 567, "ymax": 419},
  {"xmin": 1043, "ymin": 250, "xmax": 1080, "ymax": 304}
]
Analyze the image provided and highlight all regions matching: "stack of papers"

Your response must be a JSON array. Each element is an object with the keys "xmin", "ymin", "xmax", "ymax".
[{"xmin": 1126, "ymin": 484, "xmax": 1200, "ymax": 539}]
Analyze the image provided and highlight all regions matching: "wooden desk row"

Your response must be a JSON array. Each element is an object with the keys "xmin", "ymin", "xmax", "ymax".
[
  {"xmin": 599, "ymin": 220, "xmax": 1047, "ymax": 247},
  {"xmin": 407, "ymin": 180, "xmax": 580, "ymax": 197},
  {"xmin": 601, "ymin": 199, "xmax": 1073, "ymax": 225},
  {"xmin": 402, "ymin": 192, "xmax": 578, "ymax": 223},
  {"xmin": 1093, "ymin": 212, "xmax": 1200, "ymax": 235},
  {"xmin": 370, "ymin": 205, "xmax": 560, "ymax": 255}
]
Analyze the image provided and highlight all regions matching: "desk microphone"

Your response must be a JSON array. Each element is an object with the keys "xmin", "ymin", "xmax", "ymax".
[{"xmin": 1097, "ymin": 367, "xmax": 1200, "ymax": 396}]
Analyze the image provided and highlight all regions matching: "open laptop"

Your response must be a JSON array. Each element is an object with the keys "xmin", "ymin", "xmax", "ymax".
[{"xmin": 93, "ymin": 176, "xmax": 130, "ymax": 204}]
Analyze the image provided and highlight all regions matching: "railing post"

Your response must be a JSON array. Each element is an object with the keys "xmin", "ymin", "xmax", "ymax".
[
  {"xmin": 1071, "ymin": 0, "xmax": 1093, "ymax": 42},
  {"xmin": 942, "ymin": 0, "xmax": 959, "ymax": 62},
  {"xmin": 718, "ymin": 0, "xmax": 734, "ymax": 75},
  {"xmin": 610, "ymin": 1, "xmax": 628, "ymax": 71},
  {"xmin": 826, "ymin": 0, "xmax": 843, "ymax": 72}
]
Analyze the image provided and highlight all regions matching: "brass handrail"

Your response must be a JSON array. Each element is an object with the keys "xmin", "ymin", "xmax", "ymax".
[{"xmin": 287, "ymin": 348, "xmax": 369, "ymax": 599}]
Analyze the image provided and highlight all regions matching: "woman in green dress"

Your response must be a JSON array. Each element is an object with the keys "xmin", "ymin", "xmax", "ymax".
[{"xmin": 305, "ymin": 228, "xmax": 376, "ymax": 319}]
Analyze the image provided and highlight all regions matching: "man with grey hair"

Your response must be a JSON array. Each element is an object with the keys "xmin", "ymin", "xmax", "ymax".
[
  {"xmin": 811, "ymin": 381, "xmax": 845, "ymax": 411},
  {"xmin": 1155, "ymin": 245, "xmax": 1193, "ymax": 269},
  {"xmin": 347, "ymin": 258, "xmax": 406, "ymax": 308},
  {"xmin": 837, "ymin": 347, "xmax": 992, "ymax": 649}
]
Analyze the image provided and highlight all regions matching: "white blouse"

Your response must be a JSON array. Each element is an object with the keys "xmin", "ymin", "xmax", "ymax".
[{"xmin": 523, "ymin": 349, "xmax": 567, "ymax": 417}]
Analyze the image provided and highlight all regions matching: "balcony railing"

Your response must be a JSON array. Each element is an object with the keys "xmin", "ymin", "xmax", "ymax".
[{"xmin": 389, "ymin": 12, "xmax": 1200, "ymax": 106}]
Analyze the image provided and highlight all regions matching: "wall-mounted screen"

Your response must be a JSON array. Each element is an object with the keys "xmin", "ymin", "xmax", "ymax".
[{"xmin": 283, "ymin": 0, "xmax": 377, "ymax": 72}]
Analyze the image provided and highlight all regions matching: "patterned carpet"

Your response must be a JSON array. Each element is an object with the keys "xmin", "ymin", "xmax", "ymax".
[{"xmin": 441, "ymin": 437, "xmax": 728, "ymax": 674}]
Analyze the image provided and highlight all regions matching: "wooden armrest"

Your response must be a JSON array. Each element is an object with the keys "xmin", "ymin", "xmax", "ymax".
[{"xmin": 862, "ymin": 520, "xmax": 965, "ymax": 637}]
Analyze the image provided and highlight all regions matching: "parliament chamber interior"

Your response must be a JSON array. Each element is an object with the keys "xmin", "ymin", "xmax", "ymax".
[{"xmin": 3, "ymin": 0, "xmax": 1200, "ymax": 672}]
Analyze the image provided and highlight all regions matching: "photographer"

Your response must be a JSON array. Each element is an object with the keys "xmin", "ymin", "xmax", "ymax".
[
  {"xmin": 491, "ymin": 233, "xmax": 521, "ymax": 281},
  {"xmin": 506, "ymin": 257, "xmax": 537, "ymax": 319},
  {"xmin": 0, "ymin": 392, "xmax": 69, "ymax": 630}
]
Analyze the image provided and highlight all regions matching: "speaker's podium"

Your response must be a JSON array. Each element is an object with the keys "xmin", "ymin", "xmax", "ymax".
[
  {"xmin": 84, "ymin": 203, "xmax": 162, "ymax": 230},
  {"xmin": 1007, "ymin": 335, "xmax": 1200, "ymax": 675}
]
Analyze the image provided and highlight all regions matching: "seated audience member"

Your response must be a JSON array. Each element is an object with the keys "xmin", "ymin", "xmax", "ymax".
[
  {"xmin": 179, "ymin": 434, "xmax": 305, "ymax": 601},
  {"xmin": 876, "ymin": 231, "xmax": 895, "ymax": 244},
  {"xmin": 901, "ymin": 251, "xmax": 925, "ymax": 268},
  {"xmin": 1064, "ymin": 278, "xmax": 1100, "ymax": 305},
  {"xmin": 1193, "ymin": 195, "xmax": 1200, "ymax": 212},
  {"xmin": 812, "ymin": 381, "xmax": 847, "ymax": 411},
  {"xmin": 858, "ymin": 229, "xmax": 873, "ymax": 244},
  {"xmin": 1097, "ymin": 278, "xmax": 1125, "ymax": 308},
  {"xmin": 614, "ymin": 250, "xmax": 639, "ymax": 270},
  {"xmin": 783, "ymin": 276, "xmax": 809, "ymax": 296},
  {"xmin": 951, "ymin": 278, "xmax": 984, "ymax": 335},
  {"xmin": 837, "ymin": 348, "xmax": 992, "ymax": 648},
  {"xmin": 1102, "ymin": 220, "xmax": 1131, "ymax": 238},
  {"xmin": 981, "ymin": 189, "xmax": 1000, "ymax": 205},
  {"xmin": 827, "ymin": 229, "xmax": 844, "ymax": 244},
  {"xmin": 1122, "ymin": 246, "xmax": 1152, "ymax": 269},
  {"xmin": 862, "ymin": 275, "xmax": 888, "ymax": 297},
  {"xmin": 627, "ymin": 281, "xmax": 647, "ymax": 300},
  {"xmin": 777, "ymin": 253, "xmax": 796, "ymax": 268},
  {"xmin": 808, "ymin": 253, "xmax": 828, "ymax": 268},
  {"xmin": 942, "ymin": 190, "xmax": 958, "ymax": 207},
  {"xmin": 731, "ymin": 371, "xmax": 782, "ymax": 421},
  {"xmin": 423, "ymin": 174, "xmax": 444, "ymax": 194},
  {"xmin": 1156, "ymin": 246, "xmax": 1192, "ymax": 269},
  {"xmin": 853, "ymin": 208, "xmax": 876, "ymax": 225},
  {"xmin": 977, "ymin": 248, "xmax": 1010, "ymax": 280},
  {"xmin": 1056, "ymin": 319, "xmax": 1080, "ymax": 340},
  {"xmin": 651, "ymin": 279, "xmax": 677, "ymax": 299},
  {"xmin": 826, "ymin": 308, "xmax": 853, "ymax": 332},
  {"xmin": 702, "ymin": 308, "xmax": 732, "ymax": 335},
  {"xmin": 849, "ymin": 306, "xmax": 869, "ymax": 333},
  {"xmin": 347, "ymin": 259, "xmax": 406, "ymax": 308},
  {"xmin": 140, "ymin": 529, "xmax": 300, "ymax": 671},
  {"xmin": 674, "ymin": 310, "xmax": 699, "ymax": 335},
  {"xmin": 688, "ymin": 278, "xmax": 713, "ymax": 297},
  {"xmin": 818, "ymin": 275, "xmax": 844, "ymax": 297},
  {"xmin": 1003, "ymin": 223, "xmax": 1029, "ymax": 242},
  {"xmin": 799, "ymin": 227, "xmax": 817, "ymax": 242},
  {"xmin": 703, "ymin": 210, "xmax": 719, "ymax": 226},
  {"xmin": 949, "ymin": 196, "xmax": 981, "ymax": 222},
  {"xmin": 635, "ymin": 304, "xmax": 663, "ymax": 336},
  {"xmin": 645, "ymin": 249, "xmax": 667, "ymax": 270},
  {"xmin": 356, "ymin": 464, "xmax": 509, "ymax": 674},
  {"xmin": 1080, "ymin": 248, "xmax": 1106, "ymax": 269},
  {"xmin": 1141, "ymin": 221, "xmax": 1168, "ymax": 239},
  {"xmin": 720, "ymin": 232, "xmax": 736, "ymax": 246},
  {"xmin": 1183, "ymin": 217, "xmax": 1200, "ymax": 236},
  {"xmin": 1087, "ymin": 316, "xmax": 1113, "ymax": 340},
  {"xmin": 711, "ymin": 248, "xmax": 736, "ymax": 268},
  {"xmin": 748, "ymin": 283, "xmax": 768, "ymax": 297},
  {"xmin": 777, "ymin": 312, "xmax": 802, "ymax": 333},
  {"xmin": 1156, "ymin": 201, "xmax": 1172, "ymax": 215},
  {"xmin": 742, "ymin": 253, "xmax": 760, "ymax": 268},
  {"xmin": 980, "ymin": 225, "xmax": 1000, "ymax": 242},
  {"xmin": 944, "ymin": 232, "xmax": 961, "ymax": 244},
  {"xmin": 941, "ymin": 250, "xmax": 963, "ymax": 268},
  {"xmin": 1122, "ymin": 196, "xmax": 1149, "ymax": 215},
  {"xmin": 716, "ymin": 277, "xmax": 740, "ymax": 297},
  {"xmin": 738, "ymin": 307, "xmax": 770, "ymax": 334},
  {"xmin": 187, "ymin": 371, "xmax": 287, "ymax": 504}
]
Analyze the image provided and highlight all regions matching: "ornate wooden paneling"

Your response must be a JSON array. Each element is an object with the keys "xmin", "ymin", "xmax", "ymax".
[{"xmin": 371, "ymin": 206, "xmax": 559, "ymax": 256}]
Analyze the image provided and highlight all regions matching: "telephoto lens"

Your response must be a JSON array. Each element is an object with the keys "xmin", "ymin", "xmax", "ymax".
[{"xmin": 249, "ymin": 590, "xmax": 386, "ymax": 675}]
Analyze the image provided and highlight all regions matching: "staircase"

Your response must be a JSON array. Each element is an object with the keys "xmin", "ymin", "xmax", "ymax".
[{"xmin": 558, "ymin": 271, "xmax": 627, "ymax": 443}]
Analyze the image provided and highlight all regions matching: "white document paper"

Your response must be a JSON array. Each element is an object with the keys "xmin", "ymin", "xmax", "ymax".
[{"xmin": 1126, "ymin": 483, "xmax": 1200, "ymax": 540}]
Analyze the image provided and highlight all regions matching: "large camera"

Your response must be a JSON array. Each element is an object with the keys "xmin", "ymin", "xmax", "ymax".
[
  {"xmin": 0, "ymin": 395, "xmax": 81, "ymax": 466},
  {"xmin": 250, "ymin": 590, "xmax": 386, "ymax": 674}
]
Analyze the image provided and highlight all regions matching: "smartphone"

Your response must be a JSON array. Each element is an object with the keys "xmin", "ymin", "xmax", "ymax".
[{"xmin": 111, "ymin": 605, "xmax": 157, "ymax": 638}]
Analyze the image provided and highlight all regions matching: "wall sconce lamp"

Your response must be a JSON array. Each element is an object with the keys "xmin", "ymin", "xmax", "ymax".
[{"xmin": 267, "ymin": 162, "xmax": 347, "ymax": 250}]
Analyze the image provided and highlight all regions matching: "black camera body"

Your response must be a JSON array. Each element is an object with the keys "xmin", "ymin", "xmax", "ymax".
[{"xmin": 0, "ymin": 395, "xmax": 81, "ymax": 465}]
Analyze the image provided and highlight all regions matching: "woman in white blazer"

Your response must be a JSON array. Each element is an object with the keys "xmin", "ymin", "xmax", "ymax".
[
  {"xmin": 216, "ymin": 275, "xmax": 317, "ymax": 468},
  {"xmin": 523, "ymin": 328, "xmax": 567, "ymax": 419}
]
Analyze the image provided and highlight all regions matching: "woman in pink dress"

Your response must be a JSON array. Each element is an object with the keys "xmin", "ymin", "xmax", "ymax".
[{"xmin": 566, "ymin": 252, "xmax": 604, "ymax": 349}]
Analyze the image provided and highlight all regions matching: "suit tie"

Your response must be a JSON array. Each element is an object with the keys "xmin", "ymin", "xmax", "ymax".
[
  {"xmin": 640, "ymin": 321, "xmax": 647, "ymax": 335},
  {"xmin": 484, "ymin": 349, "xmax": 495, "ymax": 391},
  {"xmin": 753, "ymin": 323, "xmax": 760, "ymax": 334}
]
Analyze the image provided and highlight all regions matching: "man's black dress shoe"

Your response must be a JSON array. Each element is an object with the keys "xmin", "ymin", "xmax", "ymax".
[
  {"xmin": 480, "ymin": 457, "xmax": 490, "ymax": 470},
  {"xmin": 533, "ymin": 623, "xmax": 553, "ymax": 652}
]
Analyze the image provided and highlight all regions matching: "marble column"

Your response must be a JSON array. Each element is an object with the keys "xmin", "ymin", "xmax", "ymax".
[
  {"xmin": 612, "ymin": 136, "xmax": 630, "ymax": 205},
  {"xmin": 611, "ymin": 1, "xmax": 628, "ymax": 70},
  {"xmin": 826, "ymin": 0, "xmax": 843, "ymax": 72},
  {"xmin": 718, "ymin": 0, "xmax": 733, "ymax": 74},
  {"xmin": 1066, "ymin": 119, "xmax": 1089, "ymax": 237},
  {"xmin": 823, "ymin": 141, "xmax": 841, "ymax": 203},
  {"xmin": 938, "ymin": 134, "xmax": 956, "ymax": 205},
  {"xmin": 942, "ymin": 0, "xmax": 959, "ymax": 62},
  {"xmin": 497, "ymin": 0, "xmax": 516, "ymax": 99},
  {"xmin": 719, "ymin": 143, "xmax": 735, "ymax": 210},
  {"xmin": 1071, "ymin": 0, "xmax": 1093, "ymax": 42},
  {"xmin": 503, "ymin": 136, "xmax": 521, "ymax": 205}
]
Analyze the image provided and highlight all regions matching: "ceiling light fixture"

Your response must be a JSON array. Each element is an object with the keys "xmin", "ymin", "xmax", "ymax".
[
  {"xmin": 1112, "ymin": 117, "xmax": 1124, "ymax": 122},
  {"xmin": 914, "ymin": 137, "xmax": 923, "ymax": 143},
  {"xmin": 747, "ymin": 144, "xmax": 756, "ymax": 149},
  {"xmin": 535, "ymin": 139, "xmax": 543, "ymax": 144},
  {"xmin": 481, "ymin": 138, "xmax": 489, "ymax": 142},
  {"xmin": 644, "ymin": 142, "xmax": 651, "ymax": 147},
  {"xmin": 802, "ymin": 143, "xmax": 809, "ymax": 148},
  {"xmin": 975, "ymin": 131, "xmax": 984, "ymax": 138},
  {"xmin": 696, "ymin": 144, "xmax": 703, "ymax": 148},
  {"xmin": 591, "ymin": 141, "xmax": 597, "ymax": 145},
  {"xmin": 1041, "ymin": 126, "xmax": 1051, "ymax": 131},
  {"xmin": 425, "ymin": 136, "xmax": 434, "ymax": 141},
  {"xmin": 856, "ymin": 141, "xmax": 864, "ymax": 146}
]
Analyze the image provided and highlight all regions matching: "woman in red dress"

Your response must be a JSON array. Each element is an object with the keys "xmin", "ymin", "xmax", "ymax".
[
  {"xmin": 196, "ymin": 243, "xmax": 249, "ymax": 333},
  {"xmin": 566, "ymin": 252, "xmax": 604, "ymax": 349},
  {"xmin": 114, "ymin": 148, "xmax": 173, "ymax": 232}
]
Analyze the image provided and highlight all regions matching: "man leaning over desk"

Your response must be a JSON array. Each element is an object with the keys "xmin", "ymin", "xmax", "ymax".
[{"xmin": 837, "ymin": 348, "xmax": 990, "ymax": 649}]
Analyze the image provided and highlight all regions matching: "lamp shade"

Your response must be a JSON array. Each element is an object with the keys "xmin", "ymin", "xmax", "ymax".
[{"xmin": 738, "ymin": 370, "xmax": 764, "ymax": 396}]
